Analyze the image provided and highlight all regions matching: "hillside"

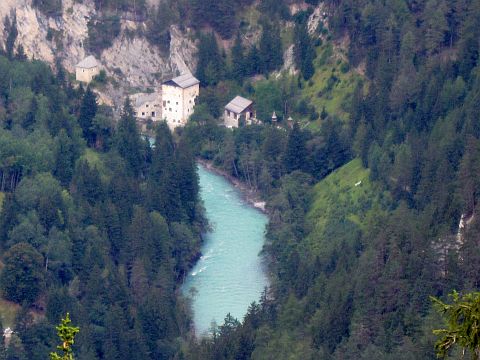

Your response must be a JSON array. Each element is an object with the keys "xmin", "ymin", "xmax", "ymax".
[
  {"xmin": 180, "ymin": 0, "xmax": 480, "ymax": 358},
  {"xmin": 0, "ymin": 0, "xmax": 480, "ymax": 359},
  {"xmin": 0, "ymin": 0, "xmax": 197, "ymax": 107}
]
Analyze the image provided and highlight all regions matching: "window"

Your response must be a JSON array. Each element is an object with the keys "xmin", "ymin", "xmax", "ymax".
[
  {"xmin": 169, "ymin": 108, "xmax": 172, "ymax": 111},
  {"xmin": 146, "ymin": 104, "xmax": 149, "ymax": 108},
  {"xmin": 176, "ymin": 102, "xmax": 178, "ymax": 105},
  {"xmin": 167, "ymin": 100, "xmax": 170, "ymax": 104},
  {"xmin": 163, "ymin": 101, "xmax": 166, "ymax": 106},
  {"xmin": 142, "ymin": 112, "xmax": 145, "ymax": 116},
  {"xmin": 152, "ymin": 112, "xmax": 155, "ymax": 117}
]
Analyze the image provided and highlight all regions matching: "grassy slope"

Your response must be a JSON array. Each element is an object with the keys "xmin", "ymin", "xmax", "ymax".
[
  {"xmin": 305, "ymin": 159, "xmax": 390, "ymax": 254},
  {"xmin": 301, "ymin": 43, "xmax": 363, "ymax": 129}
]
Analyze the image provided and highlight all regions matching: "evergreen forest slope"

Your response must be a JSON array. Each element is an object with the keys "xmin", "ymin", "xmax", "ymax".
[
  {"xmin": 0, "ymin": 56, "xmax": 204, "ymax": 359},
  {"xmin": 0, "ymin": 0, "xmax": 479, "ymax": 359},
  {"xmin": 182, "ymin": 0, "xmax": 480, "ymax": 359}
]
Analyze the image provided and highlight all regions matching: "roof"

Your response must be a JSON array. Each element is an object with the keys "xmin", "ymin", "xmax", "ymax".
[
  {"xmin": 163, "ymin": 73, "xmax": 200, "ymax": 88},
  {"xmin": 132, "ymin": 93, "xmax": 159, "ymax": 108},
  {"xmin": 76, "ymin": 55, "xmax": 99, "ymax": 69},
  {"xmin": 225, "ymin": 96, "xmax": 253, "ymax": 114}
]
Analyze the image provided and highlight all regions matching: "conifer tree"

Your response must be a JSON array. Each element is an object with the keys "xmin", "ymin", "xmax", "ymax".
[
  {"xmin": 283, "ymin": 122, "xmax": 307, "ymax": 173},
  {"xmin": 53, "ymin": 129, "xmax": 75, "ymax": 186},
  {"xmin": 231, "ymin": 32, "xmax": 245, "ymax": 83},
  {"xmin": 115, "ymin": 98, "xmax": 144, "ymax": 177},
  {"xmin": 4, "ymin": 14, "xmax": 18, "ymax": 60},
  {"xmin": 196, "ymin": 33, "xmax": 225, "ymax": 86},
  {"xmin": 246, "ymin": 46, "xmax": 261, "ymax": 76},
  {"xmin": 78, "ymin": 86, "xmax": 98, "ymax": 146},
  {"xmin": 50, "ymin": 313, "xmax": 79, "ymax": 360},
  {"xmin": 293, "ymin": 19, "xmax": 315, "ymax": 80},
  {"xmin": 259, "ymin": 21, "xmax": 283, "ymax": 74},
  {"xmin": 175, "ymin": 137, "xmax": 199, "ymax": 221},
  {"xmin": 431, "ymin": 291, "xmax": 480, "ymax": 359}
]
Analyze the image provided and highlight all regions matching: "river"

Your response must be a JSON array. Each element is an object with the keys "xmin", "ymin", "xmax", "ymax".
[{"xmin": 182, "ymin": 164, "xmax": 269, "ymax": 336}]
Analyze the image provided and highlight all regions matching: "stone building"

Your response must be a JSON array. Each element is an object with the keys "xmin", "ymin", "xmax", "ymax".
[
  {"xmin": 224, "ymin": 96, "xmax": 256, "ymax": 128},
  {"xmin": 161, "ymin": 73, "xmax": 200, "ymax": 129},
  {"xmin": 132, "ymin": 93, "xmax": 161, "ymax": 120},
  {"xmin": 75, "ymin": 55, "xmax": 100, "ymax": 83}
]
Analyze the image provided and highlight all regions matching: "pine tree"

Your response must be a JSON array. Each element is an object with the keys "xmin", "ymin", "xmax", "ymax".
[
  {"xmin": 150, "ymin": 121, "xmax": 174, "ymax": 181},
  {"xmin": 246, "ymin": 46, "xmax": 261, "ymax": 76},
  {"xmin": 283, "ymin": 122, "xmax": 307, "ymax": 173},
  {"xmin": 231, "ymin": 32, "xmax": 245, "ymax": 83},
  {"xmin": 78, "ymin": 87, "xmax": 98, "ymax": 146},
  {"xmin": 53, "ymin": 129, "xmax": 75, "ymax": 186},
  {"xmin": 4, "ymin": 14, "xmax": 18, "ymax": 60},
  {"xmin": 175, "ymin": 138, "xmax": 199, "ymax": 221},
  {"xmin": 115, "ymin": 98, "xmax": 144, "ymax": 177},
  {"xmin": 294, "ymin": 19, "xmax": 315, "ymax": 80},
  {"xmin": 424, "ymin": 0, "xmax": 448, "ymax": 56},
  {"xmin": 259, "ymin": 21, "xmax": 283, "ymax": 74},
  {"xmin": 196, "ymin": 33, "xmax": 225, "ymax": 86},
  {"xmin": 431, "ymin": 291, "xmax": 480, "ymax": 359},
  {"xmin": 49, "ymin": 313, "xmax": 80, "ymax": 360}
]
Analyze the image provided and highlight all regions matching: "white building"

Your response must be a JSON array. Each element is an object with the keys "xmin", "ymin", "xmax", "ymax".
[
  {"xmin": 132, "ymin": 93, "xmax": 161, "ymax": 121},
  {"xmin": 224, "ymin": 96, "xmax": 256, "ymax": 128},
  {"xmin": 75, "ymin": 55, "xmax": 100, "ymax": 83},
  {"xmin": 161, "ymin": 73, "xmax": 200, "ymax": 129}
]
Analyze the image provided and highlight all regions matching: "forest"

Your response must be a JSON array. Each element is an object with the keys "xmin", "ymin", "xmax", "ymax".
[
  {"xmin": 180, "ymin": 0, "xmax": 480, "ymax": 358},
  {"xmin": 0, "ymin": 49, "xmax": 204, "ymax": 358},
  {"xmin": 3, "ymin": 0, "xmax": 480, "ymax": 358}
]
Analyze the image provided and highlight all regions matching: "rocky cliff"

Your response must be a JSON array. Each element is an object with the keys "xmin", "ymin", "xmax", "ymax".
[{"xmin": 0, "ymin": 0, "xmax": 197, "ymax": 107}]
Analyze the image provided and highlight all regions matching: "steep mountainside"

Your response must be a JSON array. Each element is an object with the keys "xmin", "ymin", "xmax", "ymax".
[{"xmin": 0, "ymin": 0, "xmax": 197, "ymax": 106}]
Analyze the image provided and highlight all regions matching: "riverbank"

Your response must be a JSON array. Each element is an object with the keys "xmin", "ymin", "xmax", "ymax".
[{"xmin": 196, "ymin": 159, "xmax": 267, "ymax": 213}]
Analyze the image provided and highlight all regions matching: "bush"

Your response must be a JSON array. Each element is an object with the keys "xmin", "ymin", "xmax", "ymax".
[{"xmin": 340, "ymin": 62, "xmax": 350, "ymax": 73}]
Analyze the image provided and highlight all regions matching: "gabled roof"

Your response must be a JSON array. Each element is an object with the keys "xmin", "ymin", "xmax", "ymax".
[
  {"xmin": 163, "ymin": 73, "xmax": 200, "ymax": 89},
  {"xmin": 133, "ymin": 93, "xmax": 159, "ymax": 108},
  {"xmin": 225, "ymin": 96, "xmax": 253, "ymax": 114},
  {"xmin": 76, "ymin": 55, "xmax": 99, "ymax": 69}
]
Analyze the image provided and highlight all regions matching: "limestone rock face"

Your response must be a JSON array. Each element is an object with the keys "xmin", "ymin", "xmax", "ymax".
[{"xmin": 0, "ymin": 0, "xmax": 197, "ymax": 107}]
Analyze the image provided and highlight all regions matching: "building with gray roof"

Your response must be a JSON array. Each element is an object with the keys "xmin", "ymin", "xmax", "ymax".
[
  {"xmin": 75, "ymin": 55, "xmax": 100, "ymax": 83},
  {"xmin": 224, "ymin": 96, "xmax": 257, "ymax": 128}
]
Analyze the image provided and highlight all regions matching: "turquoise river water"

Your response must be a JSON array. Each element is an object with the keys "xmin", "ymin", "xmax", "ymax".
[{"xmin": 182, "ymin": 164, "xmax": 269, "ymax": 336}]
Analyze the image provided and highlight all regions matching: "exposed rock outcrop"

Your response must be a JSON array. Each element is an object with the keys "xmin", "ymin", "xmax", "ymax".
[{"xmin": 0, "ymin": 0, "xmax": 197, "ymax": 107}]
